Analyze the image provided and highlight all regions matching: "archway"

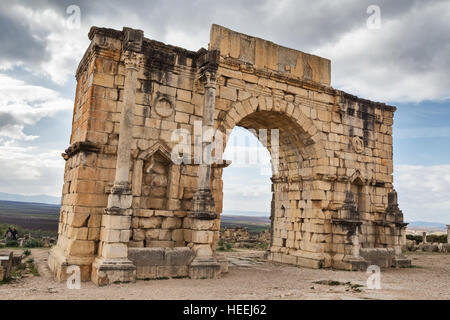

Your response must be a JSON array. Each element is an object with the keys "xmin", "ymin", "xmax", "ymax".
[
  {"xmin": 214, "ymin": 96, "xmax": 329, "ymax": 268},
  {"xmin": 221, "ymin": 126, "xmax": 272, "ymax": 250}
]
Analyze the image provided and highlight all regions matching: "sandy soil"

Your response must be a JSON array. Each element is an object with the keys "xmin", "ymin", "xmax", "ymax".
[{"xmin": 1, "ymin": 248, "xmax": 448, "ymax": 300}]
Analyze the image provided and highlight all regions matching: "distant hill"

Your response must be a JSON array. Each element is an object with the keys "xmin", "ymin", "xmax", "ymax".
[
  {"xmin": 221, "ymin": 215, "xmax": 270, "ymax": 224},
  {"xmin": 406, "ymin": 221, "xmax": 447, "ymax": 230},
  {"xmin": 0, "ymin": 200, "xmax": 60, "ymax": 232},
  {"xmin": 220, "ymin": 213, "xmax": 270, "ymax": 234},
  {"xmin": 0, "ymin": 200, "xmax": 60, "ymax": 219},
  {"xmin": 222, "ymin": 210, "xmax": 269, "ymax": 217},
  {"xmin": 0, "ymin": 192, "xmax": 60, "ymax": 205}
]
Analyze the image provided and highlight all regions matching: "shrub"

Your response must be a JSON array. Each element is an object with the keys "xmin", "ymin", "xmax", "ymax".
[
  {"xmin": 406, "ymin": 234, "xmax": 447, "ymax": 244},
  {"xmin": 427, "ymin": 234, "xmax": 447, "ymax": 243},
  {"xmin": 5, "ymin": 240, "xmax": 19, "ymax": 247},
  {"xmin": 24, "ymin": 239, "xmax": 43, "ymax": 248},
  {"xmin": 23, "ymin": 249, "xmax": 31, "ymax": 256},
  {"xmin": 30, "ymin": 264, "xmax": 40, "ymax": 277}
]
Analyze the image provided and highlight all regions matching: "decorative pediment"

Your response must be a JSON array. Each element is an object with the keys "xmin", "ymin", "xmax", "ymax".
[
  {"xmin": 349, "ymin": 170, "xmax": 365, "ymax": 186},
  {"xmin": 137, "ymin": 142, "xmax": 173, "ymax": 163}
]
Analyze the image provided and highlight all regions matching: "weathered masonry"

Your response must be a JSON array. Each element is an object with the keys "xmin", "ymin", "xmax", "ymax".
[{"xmin": 48, "ymin": 25, "xmax": 410, "ymax": 285}]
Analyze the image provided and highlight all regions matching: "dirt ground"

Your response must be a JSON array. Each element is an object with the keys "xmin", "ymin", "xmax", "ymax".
[{"xmin": 1, "ymin": 248, "xmax": 449, "ymax": 300}]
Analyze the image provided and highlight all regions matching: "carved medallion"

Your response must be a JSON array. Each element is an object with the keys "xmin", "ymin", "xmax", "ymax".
[
  {"xmin": 352, "ymin": 136, "xmax": 364, "ymax": 153},
  {"xmin": 154, "ymin": 97, "xmax": 173, "ymax": 118}
]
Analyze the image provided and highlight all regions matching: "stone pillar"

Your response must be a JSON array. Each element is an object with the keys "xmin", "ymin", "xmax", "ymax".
[
  {"xmin": 91, "ymin": 50, "xmax": 143, "ymax": 286},
  {"xmin": 189, "ymin": 69, "xmax": 220, "ymax": 279},
  {"xmin": 191, "ymin": 70, "xmax": 217, "ymax": 221},
  {"xmin": 422, "ymin": 231, "xmax": 427, "ymax": 244},
  {"xmin": 351, "ymin": 234, "xmax": 361, "ymax": 258},
  {"xmin": 447, "ymin": 225, "xmax": 450, "ymax": 244}
]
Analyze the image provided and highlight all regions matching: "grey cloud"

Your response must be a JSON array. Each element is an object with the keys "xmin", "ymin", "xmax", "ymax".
[
  {"xmin": 0, "ymin": 113, "xmax": 17, "ymax": 129},
  {"xmin": 1, "ymin": 0, "xmax": 450, "ymax": 98},
  {"xmin": 0, "ymin": 8, "xmax": 50, "ymax": 66}
]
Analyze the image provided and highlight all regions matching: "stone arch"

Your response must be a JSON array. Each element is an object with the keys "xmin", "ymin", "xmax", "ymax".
[
  {"xmin": 218, "ymin": 96, "xmax": 327, "ymax": 162},
  {"xmin": 48, "ymin": 25, "xmax": 410, "ymax": 285},
  {"xmin": 216, "ymin": 94, "xmax": 333, "ymax": 268}
]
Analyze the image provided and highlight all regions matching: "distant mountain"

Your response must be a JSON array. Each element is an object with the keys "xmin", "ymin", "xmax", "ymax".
[
  {"xmin": 406, "ymin": 221, "xmax": 447, "ymax": 230},
  {"xmin": 0, "ymin": 192, "xmax": 61, "ymax": 205},
  {"xmin": 221, "ymin": 215, "xmax": 270, "ymax": 224},
  {"xmin": 222, "ymin": 210, "xmax": 269, "ymax": 217},
  {"xmin": 222, "ymin": 211, "xmax": 447, "ymax": 231}
]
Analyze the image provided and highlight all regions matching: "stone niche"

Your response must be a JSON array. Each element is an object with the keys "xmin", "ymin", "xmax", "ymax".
[
  {"xmin": 142, "ymin": 151, "xmax": 171, "ymax": 210},
  {"xmin": 130, "ymin": 147, "xmax": 185, "ymax": 250}
]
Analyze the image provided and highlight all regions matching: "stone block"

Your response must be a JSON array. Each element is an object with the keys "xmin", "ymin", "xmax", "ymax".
[
  {"xmin": 136, "ymin": 266, "xmax": 157, "ymax": 279},
  {"xmin": 162, "ymin": 217, "xmax": 182, "ymax": 229},
  {"xmin": 68, "ymin": 240, "xmax": 96, "ymax": 256},
  {"xmin": 101, "ymin": 215, "xmax": 131, "ymax": 230},
  {"xmin": 158, "ymin": 229, "xmax": 172, "ymax": 240},
  {"xmin": 157, "ymin": 265, "xmax": 189, "ymax": 278},
  {"xmin": 360, "ymin": 248, "xmax": 395, "ymax": 268},
  {"xmin": 139, "ymin": 217, "xmax": 162, "ymax": 229},
  {"xmin": 128, "ymin": 248, "xmax": 165, "ymax": 266},
  {"xmin": 172, "ymin": 229, "xmax": 184, "ymax": 241},
  {"xmin": 191, "ymin": 230, "xmax": 214, "ymax": 244},
  {"xmin": 145, "ymin": 240, "xmax": 174, "ymax": 248},
  {"xmin": 220, "ymin": 86, "xmax": 237, "ymax": 101},
  {"xmin": 101, "ymin": 243, "xmax": 128, "ymax": 259},
  {"xmin": 164, "ymin": 247, "xmax": 195, "ymax": 266}
]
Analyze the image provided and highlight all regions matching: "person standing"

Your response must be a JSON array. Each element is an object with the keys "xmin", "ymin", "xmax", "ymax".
[
  {"xmin": 11, "ymin": 227, "xmax": 18, "ymax": 241},
  {"xmin": 4, "ymin": 227, "xmax": 13, "ymax": 240}
]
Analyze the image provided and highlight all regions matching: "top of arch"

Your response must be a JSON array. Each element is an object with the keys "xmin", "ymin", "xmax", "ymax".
[{"xmin": 209, "ymin": 24, "xmax": 331, "ymax": 86}]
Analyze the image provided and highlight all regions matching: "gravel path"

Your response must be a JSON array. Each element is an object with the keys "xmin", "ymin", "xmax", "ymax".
[{"xmin": 1, "ymin": 248, "xmax": 448, "ymax": 300}]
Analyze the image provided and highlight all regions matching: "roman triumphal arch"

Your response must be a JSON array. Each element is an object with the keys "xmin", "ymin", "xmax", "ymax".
[{"xmin": 48, "ymin": 25, "xmax": 410, "ymax": 285}]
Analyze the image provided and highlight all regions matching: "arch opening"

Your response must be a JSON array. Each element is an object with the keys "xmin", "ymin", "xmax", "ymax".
[{"xmin": 219, "ymin": 109, "xmax": 315, "ymax": 255}]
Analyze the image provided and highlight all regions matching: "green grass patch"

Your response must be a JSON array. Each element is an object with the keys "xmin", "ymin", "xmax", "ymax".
[
  {"xmin": 24, "ymin": 239, "xmax": 43, "ymax": 248},
  {"xmin": 0, "ymin": 277, "xmax": 13, "ymax": 285},
  {"xmin": 216, "ymin": 241, "xmax": 234, "ymax": 252}
]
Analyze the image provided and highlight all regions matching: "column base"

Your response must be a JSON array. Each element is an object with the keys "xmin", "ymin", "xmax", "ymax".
[
  {"xmin": 48, "ymin": 246, "xmax": 94, "ymax": 282},
  {"xmin": 214, "ymin": 253, "xmax": 229, "ymax": 274},
  {"xmin": 342, "ymin": 255, "xmax": 368, "ymax": 271},
  {"xmin": 189, "ymin": 257, "xmax": 221, "ymax": 279},
  {"xmin": 393, "ymin": 256, "xmax": 411, "ymax": 268},
  {"xmin": 91, "ymin": 257, "xmax": 136, "ymax": 286}
]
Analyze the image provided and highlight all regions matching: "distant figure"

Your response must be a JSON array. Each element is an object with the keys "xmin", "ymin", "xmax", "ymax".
[
  {"xmin": 11, "ymin": 227, "xmax": 18, "ymax": 241},
  {"xmin": 4, "ymin": 227, "xmax": 13, "ymax": 240}
]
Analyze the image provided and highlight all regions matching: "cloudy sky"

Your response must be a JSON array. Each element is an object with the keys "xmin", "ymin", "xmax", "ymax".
[{"xmin": 0, "ymin": 0, "xmax": 449, "ymax": 223}]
